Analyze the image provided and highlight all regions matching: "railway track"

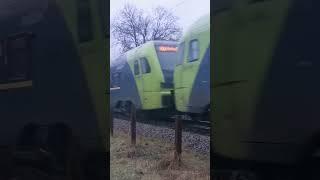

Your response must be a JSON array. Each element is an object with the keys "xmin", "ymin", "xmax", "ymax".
[{"xmin": 113, "ymin": 112, "xmax": 210, "ymax": 136}]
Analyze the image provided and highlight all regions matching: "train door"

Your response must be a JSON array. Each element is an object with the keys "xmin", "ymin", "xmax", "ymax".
[
  {"xmin": 211, "ymin": 0, "xmax": 255, "ymax": 155},
  {"xmin": 140, "ymin": 56, "xmax": 154, "ymax": 108},
  {"xmin": 174, "ymin": 42, "xmax": 186, "ymax": 112},
  {"xmin": 133, "ymin": 58, "xmax": 144, "ymax": 109},
  {"xmin": 12, "ymin": 33, "xmax": 34, "ymax": 119},
  {"xmin": 175, "ymin": 37, "xmax": 201, "ymax": 112},
  {"xmin": 140, "ymin": 57, "xmax": 152, "ymax": 91}
]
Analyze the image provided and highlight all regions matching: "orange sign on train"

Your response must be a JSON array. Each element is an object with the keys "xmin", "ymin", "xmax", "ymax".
[{"xmin": 159, "ymin": 46, "xmax": 178, "ymax": 52}]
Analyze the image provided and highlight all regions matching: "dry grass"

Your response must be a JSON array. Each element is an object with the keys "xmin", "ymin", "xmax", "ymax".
[{"xmin": 110, "ymin": 132, "xmax": 210, "ymax": 180}]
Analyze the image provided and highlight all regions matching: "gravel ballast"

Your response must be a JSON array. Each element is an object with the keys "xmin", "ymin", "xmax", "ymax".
[{"xmin": 112, "ymin": 118, "xmax": 210, "ymax": 155}]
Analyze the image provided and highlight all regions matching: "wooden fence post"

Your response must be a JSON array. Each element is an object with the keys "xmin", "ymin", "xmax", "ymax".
[
  {"xmin": 130, "ymin": 105, "xmax": 136, "ymax": 146},
  {"xmin": 174, "ymin": 115, "xmax": 182, "ymax": 163}
]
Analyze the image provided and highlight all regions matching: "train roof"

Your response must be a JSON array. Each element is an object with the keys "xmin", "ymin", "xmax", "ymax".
[
  {"xmin": 181, "ymin": 14, "xmax": 210, "ymax": 41},
  {"xmin": 152, "ymin": 40, "xmax": 178, "ymax": 46},
  {"xmin": 127, "ymin": 40, "xmax": 177, "ymax": 53},
  {"xmin": 110, "ymin": 40, "xmax": 178, "ymax": 68}
]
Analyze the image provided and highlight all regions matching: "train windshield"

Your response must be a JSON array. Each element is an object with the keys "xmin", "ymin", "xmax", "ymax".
[
  {"xmin": 155, "ymin": 44, "xmax": 178, "ymax": 83},
  {"xmin": 155, "ymin": 44, "xmax": 178, "ymax": 71}
]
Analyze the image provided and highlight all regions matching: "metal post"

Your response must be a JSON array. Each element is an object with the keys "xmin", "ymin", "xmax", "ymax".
[
  {"xmin": 174, "ymin": 115, "xmax": 182, "ymax": 163},
  {"xmin": 130, "ymin": 105, "xmax": 136, "ymax": 146}
]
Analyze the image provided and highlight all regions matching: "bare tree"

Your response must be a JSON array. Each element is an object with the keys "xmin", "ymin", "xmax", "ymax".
[
  {"xmin": 111, "ymin": 4, "xmax": 142, "ymax": 52},
  {"xmin": 111, "ymin": 3, "xmax": 182, "ymax": 53},
  {"xmin": 137, "ymin": 14, "xmax": 151, "ymax": 44},
  {"xmin": 151, "ymin": 7, "xmax": 182, "ymax": 41}
]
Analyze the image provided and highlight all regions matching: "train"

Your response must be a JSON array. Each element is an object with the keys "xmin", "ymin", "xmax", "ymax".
[
  {"xmin": 173, "ymin": 14, "xmax": 210, "ymax": 121},
  {"xmin": 212, "ymin": 0, "xmax": 320, "ymax": 179},
  {"xmin": 110, "ymin": 14, "xmax": 211, "ymax": 123},
  {"xmin": 110, "ymin": 40, "xmax": 178, "ymax": 119},
  {"xmin": 0, "ymin": 0, "xmax": 108, "ymax": 179}
]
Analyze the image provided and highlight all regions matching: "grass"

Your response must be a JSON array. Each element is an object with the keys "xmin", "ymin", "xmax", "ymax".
[{"xmin": 110, "ymin": 132, "xmax": 210, "ymax": 180}]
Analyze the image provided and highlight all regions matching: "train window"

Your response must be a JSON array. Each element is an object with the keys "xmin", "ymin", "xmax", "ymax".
[
  {"xmin": 77, "ymin": 0, "xmax": 94, "ymax": 43},
  {"xmin": 188, "ymin": 39, "xmax": 199, "ymax": 62},
  {"xmin": 176, "ymin": 42, "xmax": 185, "ymax": 65},
  {"xmin": 134, "ymin": 60, "xmax": 140, "ymax": 75},
  {"xmin": 140, "ymin": 58, "xmax": 151, "ymax": 74},
  {"xmin": 6, "ymin": 34, "xmax": 32, "ymax": 82},
  {"xmin": 0, "ymin": 33, "xmax": 34, "ymax": 84}
]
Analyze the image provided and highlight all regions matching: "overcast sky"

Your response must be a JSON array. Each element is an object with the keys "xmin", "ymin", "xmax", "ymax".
[{"xmin": 110, "ymin": 0, "xmax": 210, "ymax": 61}]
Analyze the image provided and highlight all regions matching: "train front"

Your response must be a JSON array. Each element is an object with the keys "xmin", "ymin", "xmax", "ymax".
[{"xmin": 154, "ymin": 41, "xmax": 179, "ymax": 109}]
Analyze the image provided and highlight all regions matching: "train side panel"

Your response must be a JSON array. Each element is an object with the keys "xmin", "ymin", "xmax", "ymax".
[
  {"xmin": 0, "ymin": 0, "xmax": 108, "ymax": 178},
  {"xmin": 174, "ymin": 15, "xmax": 210, "ymax": 114},
  {"xmin": 110, "ymin": 55, "xmax": 142, "ymax": 110},
  {"xmin": 188, "ymin": 45, "xmax": 210, "ymax": 113},
  {"xmin": 213, "ymin": 0, "xmax": 320, "ymax": 165}
]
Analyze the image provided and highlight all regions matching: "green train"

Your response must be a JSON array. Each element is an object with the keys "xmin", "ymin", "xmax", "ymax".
[
  {"xmin": 213, "ymin": 0, "xmax": 320, "ymax": 179},
  {"xmin": 110, "ymin": 41, "xmax": 178, "ymax": 118},
  {"xmin": 0, "ymin": 0, "xmax": 108, "ymax": 179},
  {"xmin": 173, "ymin": 14, "xmax": 210, "ymax": 121}
]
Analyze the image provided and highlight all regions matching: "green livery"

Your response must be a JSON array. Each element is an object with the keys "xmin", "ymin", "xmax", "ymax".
[
  {"xmin": 174, "ymin": 14, "xmax": 210, "ymax": 119},
  {"xmin": 0, "ymin": 0, "xmax": 107, "ymax": 179},
  {"xmin": 213, "ymin": 0, "xmax": 320, "ymax": 178},
  {"xmin": 110, "ymin": 41, "xmax": 178, "ymax": 117}
]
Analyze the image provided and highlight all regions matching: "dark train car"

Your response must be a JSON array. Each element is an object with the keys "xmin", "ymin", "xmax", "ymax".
[
  {"xmin": 0, "ymin": 0, "xmax": 108, "ymax": 179},
  {"xmin": 213, "ymin": 0, "xmax": 320, "ymax": 179}
]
